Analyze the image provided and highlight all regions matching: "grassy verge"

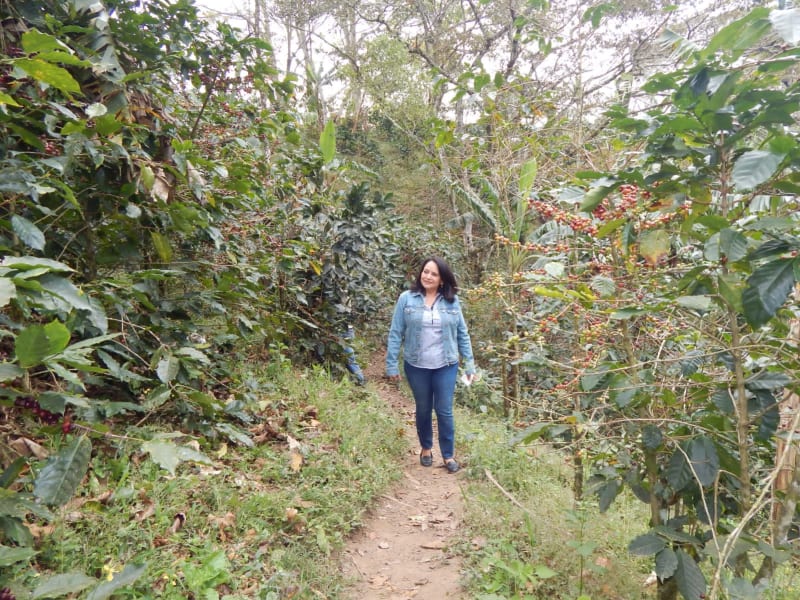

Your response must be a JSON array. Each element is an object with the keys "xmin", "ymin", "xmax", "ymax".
[
  {"xmin": 11, "ymin": 363, "xmax": 406, "ymax": 599},
  {"xmin": 454, "ymin": 406, "xmax": 654, "ymax": 600}
]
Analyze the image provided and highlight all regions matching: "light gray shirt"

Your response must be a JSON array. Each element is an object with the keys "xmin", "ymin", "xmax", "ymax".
[{"xmin": 412, "ymin": 295, "xmax": 447, "ymax": 369}]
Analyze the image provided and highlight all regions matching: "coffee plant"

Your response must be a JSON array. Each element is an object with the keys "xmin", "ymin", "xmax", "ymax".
[
  {"xmin": 464, "ymin": 8, "xmax": 800, "ymax": 600},
  {"xmin": 0, "ymin": 0, "xmax": 405, "ymax": 596}
]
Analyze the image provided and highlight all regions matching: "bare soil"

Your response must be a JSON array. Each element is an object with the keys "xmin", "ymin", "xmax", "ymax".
[{"xmin": 340, "ymin": 355, "xmax": 467, "ymax": 600}]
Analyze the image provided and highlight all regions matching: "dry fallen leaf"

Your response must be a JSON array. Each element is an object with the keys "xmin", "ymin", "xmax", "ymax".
[
  {"xmin": 9, "ymin": 437, "xmax": 48, "ymax": 459},
  {"xmin": 420, "ymin": 541, "xmax": 446, "ymax": 549},
  {"xmin": 134, "ymin": 501, "xmax": 156, "ymax": 522},
  {"xmin": 289, "ymin": 449, "xmax": 304, "ymax": 472}
]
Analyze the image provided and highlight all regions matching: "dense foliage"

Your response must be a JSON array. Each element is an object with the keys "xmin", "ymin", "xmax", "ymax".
[
  {"xmin": 1, "ymin": 0, "xmax": 405, "ymax": 596},
  {"xmin": 3, "ymin": 1, "xmax": 800, "ymax": 599}
]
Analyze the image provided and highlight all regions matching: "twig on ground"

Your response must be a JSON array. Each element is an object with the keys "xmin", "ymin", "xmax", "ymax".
[{"xmin": 484, "ymin": 469, "xmax": 531, "ymax": 515}]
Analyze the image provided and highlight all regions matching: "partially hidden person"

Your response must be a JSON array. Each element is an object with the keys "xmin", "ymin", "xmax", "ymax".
[{"xmin": 385, "ymin": 256, "xmax": 476, "ymax": 473}]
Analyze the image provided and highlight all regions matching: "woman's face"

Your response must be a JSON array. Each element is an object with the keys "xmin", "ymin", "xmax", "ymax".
[{"xmin": 420, "ymin": 261, "xmax": 442, "ymax": 293}]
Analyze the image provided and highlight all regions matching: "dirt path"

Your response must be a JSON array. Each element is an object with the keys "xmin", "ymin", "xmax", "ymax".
[{"xmin": 340, "ymin": 354, "xmax": 467, "ymax": 600}]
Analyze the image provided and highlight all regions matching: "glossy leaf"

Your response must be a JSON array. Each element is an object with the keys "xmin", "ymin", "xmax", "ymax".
[
  {"xmin": 0, "ymin": 277, "xmax": 16, "ymax": 308},
  {"xmin": 597, "ymin": 479, "xmax": 622, "ymax": 512},
  {"xmin": 642, "ymin": 425, "xmax": 663, "ymax": 450},
  {"xmin": 85, "ymin": 563, "xmax": 147, "ymax": 600},
  {"xmin": 655, "ymin": 547, "xmax": 678, "ymax": 580},
  {"xmin": 742, "ymin": 257, "xmax": 797, "ymax": 328},
  {"xmin": 0, "ymin": 544, "xmax": 36, "ymax": 567},
  {"xmin": 15, "ymin": 321, "xmax": 71, "ymax": 368},
  {"xmin": 639, "ymin": 229, "xmax": 670, "ymax": 265},
  {"xmin": 32, "ymin": 573, "xmax": 96, "ymax": 599},
  {"xmin": 629, "ymin": 532, "xmax": 665, "ymax": 556},
  {"xmin": 675, "ymin": 549, "xmax": 707, "ymax": 600},
  {"xmin": 14, "ymin": 58, "xmax": 82, "ymax": 94},
  {"xmin": 11, "ymin": 215, "xmax": 46, "ymax": 251},
  {"xmin": 732, "ymin": 150, "xmax": 784, "ymax": 191},
  {"xmin": 518, "ymin": 158, "xmax": 537, "ymax": 198},
  {"xmin": 141, "ymin": 440, "xmax": 212, "ymax": 476},
  {"xmin": 319, "ymin": 120, "xmax": 336, "ymax": 164},
  {"xmin": 34, "ymin": 435, "xmax": 92, "ymax": 506}
]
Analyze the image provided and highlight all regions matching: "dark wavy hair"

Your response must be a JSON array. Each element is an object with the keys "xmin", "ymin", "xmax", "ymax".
[{"xmin": 410, "ymin": 256, "xmax": 459, "ymax": 302}]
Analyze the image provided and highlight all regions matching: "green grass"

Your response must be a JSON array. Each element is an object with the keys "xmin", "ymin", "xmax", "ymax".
[
  {"xmin": 455, "ymin": 407, "xmax": 654, "ymax": 600},
  {"xmin": 12, "ymin": 363, "xmax": 406, "ymax": 600}
]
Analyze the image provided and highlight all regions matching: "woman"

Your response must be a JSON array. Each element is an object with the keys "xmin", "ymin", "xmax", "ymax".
[{"xmin": 386, "ymin": 257, "xmax": 476, "ymax": 473}]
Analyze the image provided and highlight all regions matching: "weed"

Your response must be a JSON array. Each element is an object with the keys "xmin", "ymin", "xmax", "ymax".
[{"xmin": 12, "ymin": 364, "xmax": 405, "ymax": 598}]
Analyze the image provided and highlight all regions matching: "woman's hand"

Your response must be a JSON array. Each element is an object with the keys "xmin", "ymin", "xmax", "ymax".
[{"xmin": 386, "ymin": 374, "xmax": 402, "ymax": 382}]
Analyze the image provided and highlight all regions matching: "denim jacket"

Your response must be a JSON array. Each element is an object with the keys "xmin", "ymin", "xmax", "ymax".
[{"xmin": 385, "ymin": 290, "xmax": 476, "ymax": 377}]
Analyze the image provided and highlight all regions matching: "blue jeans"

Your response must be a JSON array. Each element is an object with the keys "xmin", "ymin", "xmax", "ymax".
[{"xmin": 403, "ymin": 361, "xmax": 458, "ymax": 460}]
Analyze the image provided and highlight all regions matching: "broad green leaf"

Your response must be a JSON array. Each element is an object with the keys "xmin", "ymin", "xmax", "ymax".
[
  {"xmin": 597, "ymin": 479, "xmax": 621, "ymax": 512},
  {"xmin": 718, "ymin": 273, "xmax": 743, "ymax": 313},
  {"xmin": 144, "ymin": 385, "xmax": 171, "ymax": 409},
  {"xmin": 141, "ymin": 440, "xmax": 181, "ymax": 474},
  {"xmin": 150, "ymin": 231, "xmax": 173, "ymax": 263},
  {"xmin": 14, "ymin": 58, "xmax": 82, "ymax": 94},
  {"xmin": 319, "ymin": 120, "xmax": 336, "ymax": 163},
  {"xmin": 0, "ymin": 256, "xmax": 74, "ymax": 272},
  {"xmin": 655, "ymin": 547, "xmax": 678, "ymax": 580},
  {"xmin": 589, "ymin": 275, "xmax": 615, "ymax": 297},
  {"xmin": 608, "ymin": 373, "xmax": 636, "ymax": 408},
  {"xmin": 746, "ymin": 371, "xmax": 791, "ymax": 391},
  {"xmin": 628, "ymin": 532, "xmax": 665, "ymax": 556},
  {"xmin": 142, "ymin": 440, "xmax": 212, "ymax": 475},
  {"xmin": 580, "ymin": 367, "xmax": 609, "ymax": 392},
  {"xmin": 85, "ymin": 563, "xmax": 146, "ymax": 600},
  {"xmin": 0, "ymin": 544, "xmax": 36, "ymax": 566},
  {"xmin": 156, "ymin": 355, "xmax": 180, "ymax": 383},
  {"xmin": 86, "ymin": 102, "xmax": 107, "ymax": 118},
  {"xmin": 732, "ymin": 150, "xmax": 784, "ymax": 191},
  {"xmin": 676, "ymin": 295, "xmax": 712, "ymax": 312},
  {"xmin": 139, "ymin": 165, "xmax": 155, "ymax": 191},
  {"xmin": 666, "ymin": 447, "xmax": 692, "ymax": 491},
  {"xmin": 653, "ymin": 525, "xmax": 704, "ymax": 545},
  {"xmin": 11, "ymin": 215, "xmax": 46, "ymax": 251},
  {"xmin": 215, "ymin": 423, "xmax": 254, "ymax": 447},
  {"xmin": 21, "ymin": 29, "xmax": 68, "ymax": 53},
  {"xmin": 15, "ymin": 321, "xmax": 71, "ymax": 368},
  {"xmin": 0, "ymin": 91, "xmax": 21, "ymax": 107},
  {"xmin": 742, "ymin": 257, "xmax": 797, "ymax": 328},
  {"xmin": 518, "ymin": 159, "xmax": 537, "ymax": 198},
  {"xmin": 642, "ymin": 425, "xmax": 663, "ymax": 450},
  {"xmin": 675, "ymin": 549, "xmax": 707, "ymax": 600},
  {"xmin": 0, "ymin": 458, "xmax": 27, "ymax": 488},
  {"xmin": 770, "ymin": 8, "xmax": 800, "ymax": 44},
  {"xmin": 0, "ymin": 277, "xmax": 16, "ymax": 308},
  {"xmin": 44, "ymin": 320, "xmax": 71, "ymax": 354},
  {"xmin": 719, "ymin": 228, "xmax": 749, "ymax": 262},
  {"xmin": 35, "ymin": 51, "xmax": 91, "ymax": 67},
  {"xmin": 580, "ymin": 181, "xmax": 617, "ymax": 212},
  {"xmin": 534, "ymin": 564, "xmax": 557, "ymax": 579},
  {"xmin": 748, "ymin": 238, "xmax": 791, "ymax": 260},
  {"xmin": 703, "ymin": 8, "xmax": 770, "ymax": 59},
  {"xmin": 639, "ymin": 229, "xmax": 670, "ymax": 266},
  {"xmin": 33, "ymin": 572, "xmax": 96, "ymax": 599},
  {"xmin": 34, "ymin": 435, "xmax": 92, "ymax": 506},
  {"xmin": 687, "ymin": 437, "xmax": 719, "ymax": 487}
]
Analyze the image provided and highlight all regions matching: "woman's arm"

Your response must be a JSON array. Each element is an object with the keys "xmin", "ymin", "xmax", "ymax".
[
  {"xmin": 455, "ymin": 299, "xmax": 476, "ymax": 375},
  {"xmin": 385, "ymin": 292, "xmax": 407, "ymax": 377}
]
